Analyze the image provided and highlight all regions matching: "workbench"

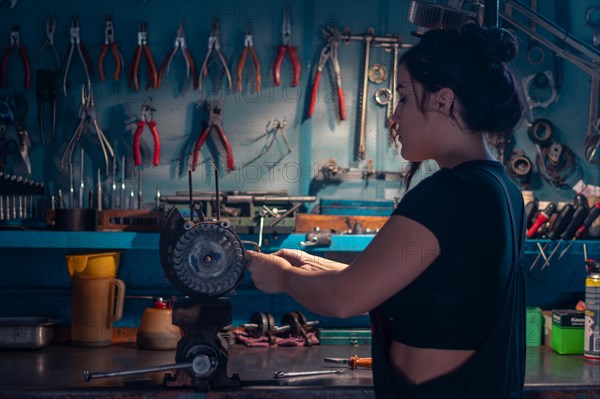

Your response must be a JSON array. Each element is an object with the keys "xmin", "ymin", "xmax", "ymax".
[{"xmin": 0, "ymin": 344, "xmax": 598, "ymax": 398}]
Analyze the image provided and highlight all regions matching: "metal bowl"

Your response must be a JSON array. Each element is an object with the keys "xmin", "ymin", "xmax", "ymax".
[{"xmin": 0, "ymin": 317, "xmax": 58, "ymax": 350}]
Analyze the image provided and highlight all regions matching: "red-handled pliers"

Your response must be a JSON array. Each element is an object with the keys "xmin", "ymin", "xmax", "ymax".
[
  {"xmin": 308, "ymin": 26, "xmax": 345, "ymax": 120},
  {"xmin": 134, "ymin": 98, "xmax": 160, "ymax": 166},
  {"xmin": 128, "ymin": 23, "xmax": 158, "ymax": 92},
  {"xmin": 237, "ymin": 26, "xmax": 261, "ymax": 93},
  {"xmin": 191, "ymin": 101, "xmax": 234, "ymax": 171},
  {"xmin": 273, "ymin": 7, "xmax": 300, "ymax": 87},
  {"xmin": 98, "ymin": 16, "xmax": 124, "ymax": 82},
  {"xmin": 1, "ymin": 25, "xmax": 31, "ymax": 89}
]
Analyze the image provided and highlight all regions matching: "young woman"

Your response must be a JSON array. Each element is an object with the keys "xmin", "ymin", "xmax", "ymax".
[{"xmin": 246, "ymin": 23, "xmax": 525, "ymax": 399}]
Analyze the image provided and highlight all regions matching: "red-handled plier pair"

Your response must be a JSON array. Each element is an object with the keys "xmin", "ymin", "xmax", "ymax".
[
  {"xmin": 308, "ymin": 26, "xmax": 345, "ymax": 120},
  {"xmin": 273, "ymin": 7, "xmax": 300, "ymax": 87},
  {"xmin": 1, "ymin": 25, "xmax": 31, "ymax": 89},
  {"xmin": 191, "ymin": 101, "xmax": 234, "ymax": 172},
  {"xmin": 134, "ymin": 98, "xmax": 160, "ymax": 166}
]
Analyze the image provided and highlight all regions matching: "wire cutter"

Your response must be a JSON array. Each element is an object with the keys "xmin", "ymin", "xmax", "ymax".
[
  {"xmin": 308, "ymin": 26, "xmax": 345, "ymax": 120},
  {"xmin": 61, "ymin": 85, "xmax": 114, "ymax": 175},
  {"xmin": 158, "ymin": 22, "xmax": 197, "ymax": 89},
  {"xmin": 98, "ymin": 16, "xmax": 124, "ymax": 82},
  {"xmin": 63, "ymin": 17, "xmax": 93, "ymax": 97},
  {"xmin": 237, "ymin": 26, "xmax": 261, "ymax": 93},
  {"xmin": 128, "ymin": 23, "xmax": 158, "ymax": 92},
  {"xmin": 198, "ymin": 18, "xmax": 232, "ymax": 92},
  {"xmin": 191, "ymin": 101, "xmax": 234, "ymax": 171},
  {"xmin": 273, "ymin": 8, "xmax": 300, "ymax": 87},
  {"xmin": 34, "ymin": 17, "xmax": 60, "ymax": 144},
  {"xmin": 34, "ymin": 17, "xmax": 60, "ymax": 70},
  {"xmin": 133, "ymin": 98, "xmax": 160, "ymax": 167},
  {"xmin": 1, "ymin": 25, "xmax": 31, "ymax": 89}
]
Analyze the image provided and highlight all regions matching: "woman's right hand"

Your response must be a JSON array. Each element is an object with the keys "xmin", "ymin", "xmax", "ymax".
[{"xmin": 272, "ymin": 249, "xmax": 311, "ymax": 267}]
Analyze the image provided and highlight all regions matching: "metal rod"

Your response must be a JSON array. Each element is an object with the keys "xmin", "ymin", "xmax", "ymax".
[
  {"xmin": 137, "ymin": 169, "xmax": 142, "ymax": 210},
  {"xmin": 161, "ymin": 195, "xmax": 316, "ymax": 204},
  {"xmin": 79, "ymin": 148, "xmax": 84, "ymax": 208},
  {"xmin": 268, "ymin": 203, "xmax": 301, "ymax": 227},
  {"xmin": 358, "ymin": 32, "xmax": 373, "ymax": 160},
  {"xmin": 84, "ymin": 362, "xmax": 192, "ymax": 382},
  {"xmin": 214, "ymin": 167, "xmax": 220, "ymax": 220},
  {"xmin": 484, "ymin": 0, "xmax": 499, "ymax": 27},
  {"xmin": 188, "ymin": 169, "xmax": 193, "ymax": 222}
]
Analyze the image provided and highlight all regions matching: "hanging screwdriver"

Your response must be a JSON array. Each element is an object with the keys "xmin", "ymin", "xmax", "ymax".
[
  {"xmin": 544, "ymin": 205, "xmax": 589, "ymax": 266},
  {"xmin": 557, "ymin": 203, "xmax": 600, "ymax": 259},
  {"xmin": 530, "ymin": 203, "xmax": 574, "ymax": 271},
  {"xmin": 527, "ymin": 202, "xmax": 556, "ymax": 238},
  {"xmin": 324, "ymin": 355, "xmax": 372, "ymax": 369}
]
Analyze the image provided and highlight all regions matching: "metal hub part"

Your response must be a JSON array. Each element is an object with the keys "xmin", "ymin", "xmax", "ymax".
[{"xmin": 169, "ymin": 220, "xmax": 244, "ymax": 297}]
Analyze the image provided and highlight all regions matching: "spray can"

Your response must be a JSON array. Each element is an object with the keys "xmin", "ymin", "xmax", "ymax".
[{"xmin": 584, "ymin": 260, "xmax": 600, "ymax": 360}]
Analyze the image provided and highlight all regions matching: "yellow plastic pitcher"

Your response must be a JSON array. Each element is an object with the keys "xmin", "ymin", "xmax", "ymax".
[{"xmin": 65, "ymin": 251, "xmax": 122, "ymax": 278}]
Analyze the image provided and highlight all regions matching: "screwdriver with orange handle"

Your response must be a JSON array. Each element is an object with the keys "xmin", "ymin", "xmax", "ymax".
[{"xmin": 324, "ymin": 355, "xmax": 372, "ymax": 369}]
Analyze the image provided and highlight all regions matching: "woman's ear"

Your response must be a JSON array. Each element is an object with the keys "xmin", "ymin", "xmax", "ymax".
[{"xmin": 435, "ymin": 87, "xmax": 455, "ymax": 115}]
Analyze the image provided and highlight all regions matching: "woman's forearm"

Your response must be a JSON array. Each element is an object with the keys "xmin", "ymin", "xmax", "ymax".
[{"xmin": 301, "ymin": 254, "xmax": 348, "ymax": 272}]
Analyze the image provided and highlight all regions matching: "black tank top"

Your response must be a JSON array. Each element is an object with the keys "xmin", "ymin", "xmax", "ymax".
[{"xmin": 370, "ymin": 160, "xmax": 525, "ymax": 398}]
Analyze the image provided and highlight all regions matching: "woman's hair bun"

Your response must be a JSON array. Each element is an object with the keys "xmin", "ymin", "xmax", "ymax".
[{"xmin": 460, "ymin": 23, "xmax": 518, "ymax": 63}]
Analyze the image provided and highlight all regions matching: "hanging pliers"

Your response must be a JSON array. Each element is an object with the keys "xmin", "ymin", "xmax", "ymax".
[
  {"xmin": 34, "ymin": 17, "xmax": 60, "ymax": 70},
  {"xmin": 308, "ymin": 26, "xmax": 345, "ymax": 120},
  {"xmin": 63, "ymin": 17, "xmax": 93, "ymax": 97},
  {"xmin": 98, "ymin": 16, "xmax": 124, "ymax": 82},
  {"xmin": 133, "ymin": 98, "xmax": 160, "ymax": 166},
  {"xmin": 191, "ymin": 101, "xmax": 234, "ymax": 171},
  {"xmin": 128, "ymin": 23, "xmax": 158, "ymax": 91},
  {"xmin": 1, "ymin": 25, "xmax": 31, "ymax": 89},
  {"xmin": 34, "ymin": 17, "xmax": 60, "ymax": 144},
  {"xmin": 273, "ymin": 8, "xmax": 300, "ymax": 87},
  {"xmin": 61, "ymin": 85, "xmax": 114, "ymax": 175},
  {"xmin": 158, "ymin": 21, "xmax": 198, "ymax": 89},
  {"xmin": 198, "ymin": 18, "xmax": 232, "ymax": 92},
  {"xmin": 237, "ymin": 26, "xmax": 261, "ymax": 93}
]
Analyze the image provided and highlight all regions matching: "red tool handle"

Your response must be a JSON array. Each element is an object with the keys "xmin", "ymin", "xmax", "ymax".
[
  {"xmin": 192, "ymin": 128, "xmax": 210, "ymax": 171},
  {"xmin": 237, "ymin": 47, "xmax": 248, "ymax": 93},
  {"xmin": 1, "ymin": 47, "xmax": 13, "ymax": 87},
  {"xmin": 133, "ymin": 121, "xmax": 145, "ymax": 166},
  {"xmin": 18, "ymin": 45, "xmax": 30, "ymax": 89},
  {"xmin": 307, "ymin": 70, "xmax": 322, "ymax": 117},
  {"xmin": 249, "ymin": 46, "xmax": 261, "ymax": 92},
  {"xmin": 273, "ymin": 45, "xmax": 287, "ymax": 87},
  {"xmin": 338, "ymin": 87, "xmax": 346, "ymax": 121},
  {"xmin": 288, "ymin": 46, "xmax": 300, "ymax": 87},
  {"xmin": 111, "ymin": 44, "xmax": 122, "ymax": 81},
  {"xmin": 527, "ymin": 214, "xmax": 548, "ymax": 238},
  {"xmin": 131, "ymin": 46, "xmax": 143, "ymax": 91},
  {"xmin": 98, "ymin": 45, "xmax": 108, "ymax": 81},
  {"xmin": 143, "ymin": 45, "xmax": 158, "ymax": 89},
  {"xmin": 215, "ymin": 125, "xmax": 235, "ymax": 171},
  {"xmin": 184, "ymin": 48, "xmax": 198, "ymax": 90},
  {"xmin": 575, "ymin": 203, "xmax": 600, "ymax": 238},
  {"xmin": 157, "ymin": 48, "xmax": 175, "ymax": 87},
  {"xmin": 148, "ymin": 120, "xmax": 160, "ymax": 166}
]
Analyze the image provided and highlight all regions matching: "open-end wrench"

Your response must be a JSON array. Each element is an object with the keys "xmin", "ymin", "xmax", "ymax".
[
  {"xmin": 273, "ymin": 369, "xmax": 344, "ymax": 379},
  {"xmin": 358, "ymin": 29, "xmax": 374, "ymax": 161}
]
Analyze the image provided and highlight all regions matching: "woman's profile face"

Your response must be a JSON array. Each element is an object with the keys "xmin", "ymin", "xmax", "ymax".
[{"xmin": 389, "ymin": 65, "xmax": 432, "ymax": 162}]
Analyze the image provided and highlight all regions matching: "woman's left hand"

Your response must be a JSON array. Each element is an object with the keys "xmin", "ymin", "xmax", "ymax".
[{"xmin": 245, "ymin": 250, "xmax": 293, "ymax": 294}]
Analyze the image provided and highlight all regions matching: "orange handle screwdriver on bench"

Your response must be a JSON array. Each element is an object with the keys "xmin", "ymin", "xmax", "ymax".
[{"xmin": 324, "ymin": 355, "xmax": 372, "ymax": 369}]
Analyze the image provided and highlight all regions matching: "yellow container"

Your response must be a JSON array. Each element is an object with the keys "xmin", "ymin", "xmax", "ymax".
[{"xmin": 65, "ymin": 251, "xmax": 122, "ymax": 278}]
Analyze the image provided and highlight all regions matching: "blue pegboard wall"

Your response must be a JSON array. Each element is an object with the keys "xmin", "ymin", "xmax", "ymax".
[{"xmin": 1, "ymin": 0, "xmax": 597, "ymax": 204}]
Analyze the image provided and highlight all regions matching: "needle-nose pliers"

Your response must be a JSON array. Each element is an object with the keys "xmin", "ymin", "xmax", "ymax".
[
  {"xmin": 273, "ymin": 8, "xmax": 300, "ymax": 87},
  {"xmin": 158, "ymin": 22, "xmax": 197, "ymax": 89},
  {"xmin": 191, "ymin": 101, "xmax": 234, "ymax": 171},
  {"xmin": 1, "ymin": 25, "xmax": 31, "ymax": 89},
  {"xmin": 98, "ymin": 16, "xmax": 124, "ymax": 82},
  {"xmin": 34, "ymin": 17, "xmax": 60, "ymax": 144},
  {"xmin": 133, "ymin": 98, "xmax": 160, "ymax": 166},
  {"xmin": 308, "ymin": 26, "xmax": 345, "ymax": 120},
  {"xmin": 198, "ymin": 18, "xmax": 232, "ymax": 92}
]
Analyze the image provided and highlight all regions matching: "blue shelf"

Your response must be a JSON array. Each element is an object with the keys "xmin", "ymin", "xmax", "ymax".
[{"xmin": 0, "ymin": 231, "xmax": 599, "ymax": 256}]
